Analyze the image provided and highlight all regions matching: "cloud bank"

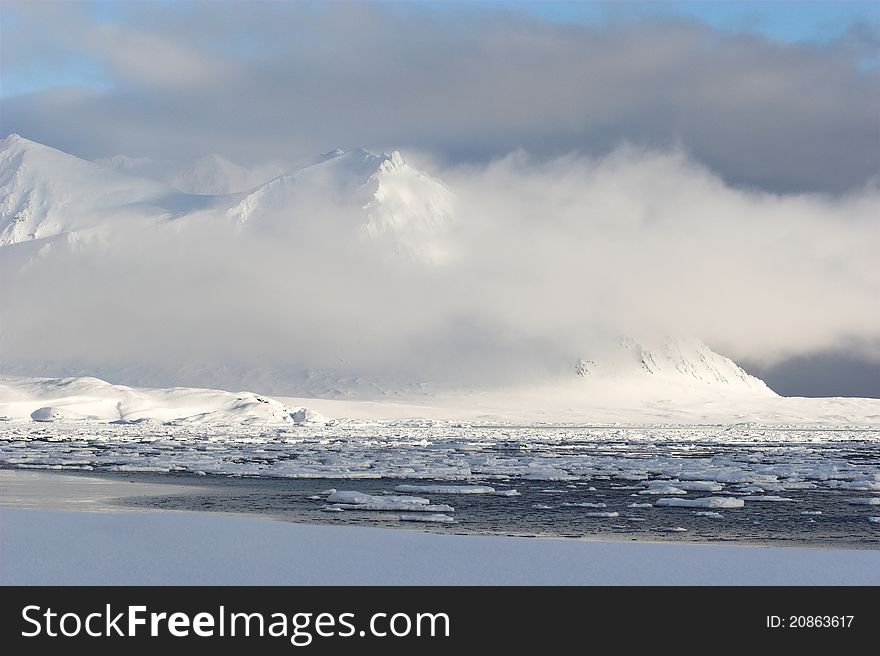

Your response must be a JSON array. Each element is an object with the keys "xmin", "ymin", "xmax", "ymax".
[
  {"xmin": 2, "ymin": 2, "xmax": 878, "ymax": 193},
  {"xmin": 1, "ymin": 146, "xmax": 877, "ymax": 394}
]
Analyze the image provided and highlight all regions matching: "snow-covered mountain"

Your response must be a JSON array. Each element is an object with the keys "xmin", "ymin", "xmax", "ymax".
[
  {"xmin": 3, "ymin": 136, "xmax": 453, "ymax": 263},
  {"xmin": 0, "ymin": 376, "xmax": 327, "ymax": 425},
  {"xmin": 572, "ymin": 336, "xmax": 772, "ymax": 395},
  {"xmin": 0, "ymin": 134, "xmax": 173, "ymax": 246},
  {"xmin": 227, "ymin": 148, "xmax": 455, "ymax": 263}
]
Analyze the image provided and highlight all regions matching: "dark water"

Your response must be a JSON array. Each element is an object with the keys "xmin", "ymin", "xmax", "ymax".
[{"xmin": 112, "ymin": 472, "xmax": 880, "ymax": 548}]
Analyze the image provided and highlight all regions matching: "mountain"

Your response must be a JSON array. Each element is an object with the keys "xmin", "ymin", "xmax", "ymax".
[
  {"xmin": 3, "ymin": 137, "xmax": 453, "ymax": 263},
  {"xmin": 0, "ymin": 375, "xmax": 327, "ymax": 425},
  {"xmin": 227, "ymin": 148, "xmax": 455, "ymax": 263},
  {"xmin": 0, "ymin": 134, "xmax": 172, "ymax": 246},
  {"xmin": 572, "ymin": 336, "xmax": 773, "ymax": 396}
]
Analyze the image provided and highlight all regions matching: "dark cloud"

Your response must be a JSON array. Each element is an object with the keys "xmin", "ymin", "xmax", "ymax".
[
  {"xmin": 744, "ymin": 351, "xmax": 880, "ymax": 398},
  {"xmin": 2, "ymin": 3, "xmax": 878, "ymax": 192}
]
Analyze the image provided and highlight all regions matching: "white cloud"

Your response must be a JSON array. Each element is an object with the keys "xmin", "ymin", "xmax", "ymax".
[{"xmin": 1, "ymin": 147, "xmax": 877, "ymax": 393}]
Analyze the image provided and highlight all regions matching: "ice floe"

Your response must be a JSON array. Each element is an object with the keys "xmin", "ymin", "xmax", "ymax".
[
  {"xmin": 639, "ymin": 483, "xmax": 687, "ymax": 495},
  {"xmin": 674, "ymin": 481, "xmax": 724, "ymax": 492},
  {"xmin": 656, "ymin": 497, "xmax": 744, "ymax": 509},
  {"xmin": 395, "ymin": 484, "xmax": 495, "ymax": 494},
  {"xmin": 398, "ymin": 514, "xmax": 455, "ymax": 523},
  {"xmin": 326, "ymin": 490, "xmax": 454, "ymax": 513}
]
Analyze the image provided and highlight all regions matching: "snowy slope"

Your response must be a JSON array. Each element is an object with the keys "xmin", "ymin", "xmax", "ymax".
[
  {"xmin": 227, "ymin": 148, "xmax": 455, "ymax": 263},
  {"xmin": 0, "ymin": 376, "xmax": 326, "ymax": 425},
  {"xmin": 572, "ymin": 336, "xmax": 772, "ymax": 395},
  {"xmin": 0, "ymin": 134, "xmax": 173, "ymax": 246}
]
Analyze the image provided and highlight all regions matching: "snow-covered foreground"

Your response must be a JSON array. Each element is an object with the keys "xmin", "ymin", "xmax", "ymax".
[
  {"xmin": 2, "ymin": 507, "xmax": 877, "ymax": 585},
  {"xmin": 0, "ymin": 376, "xmax": 327, "ymax": 425},
  {"xmin": 3, "ymin": 374, "xmax": 880, "ymax": 427}
]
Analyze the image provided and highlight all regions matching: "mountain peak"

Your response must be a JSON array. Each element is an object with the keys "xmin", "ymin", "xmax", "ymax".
[
  {"xmin": 0, "ymin": 135, "xmax": 170, "ymax": 246},
  {"xmin": 225, "ymin": 146, "xmax": 454, "ymax": 263},
  {"xmin": 572, "ymin": 335, "xmax": 773, "ymax": 395},
  {"xmin": 2, "ymin": 133, "xmax": 53, "ymax": 156},
  {"xmin": 378, "ymin": 150, "xmax": 406, "ymax": 172}
]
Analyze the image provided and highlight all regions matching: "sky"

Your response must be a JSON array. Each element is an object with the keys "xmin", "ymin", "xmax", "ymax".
[{"xmin": 1, "ymin": 1, "xmax": 879, "ymax": 397}]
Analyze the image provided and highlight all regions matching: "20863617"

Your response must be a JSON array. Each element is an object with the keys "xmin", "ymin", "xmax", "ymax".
[{"xmin": 766, "ymin": 615, "xmax": 854, "ymax": 629}]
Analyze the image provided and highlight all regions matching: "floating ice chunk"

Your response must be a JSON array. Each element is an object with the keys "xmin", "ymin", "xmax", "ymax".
[
  {"xmin": 327, "ymin": 490, "xmax": 398, "ymax": 505},
  {"xmin": 618, "ymin": 472, "xmax": 649, "ymax": 481},
  {"xmin": 656, "ymin": 497, "xmax": 744, "ymax": 509},
  {"xmin": 111, "ymin": 465, "xmax": 171, "ymax": 473},
  {"xmin": 561, "ymin": 502, "xmax": 607, "ymax": 508},
  {"xmin": 395, "ymin": 484, "xmax": 494, "ymax": 494},
  {"xmin": 675, "ymin": 481, "xmax": 724, "ymax": 492},
  {"xmin": 628, "ymin": 502, "xmax": 653, "ymax": 508},
  {"xmin": 779, "ymin": 481, "xmax": 817, "ymax": 490},
  {"xmin": 532, "ymin": 504, "xmax": 552, "ymax": 510},
  {"xmin": 325, "ymin": 490, "xmax": 452, "ymax": 512},
  {"xmin": 321, "ymin": 506, "xmax": 344, "ymax": 512},
  {"xmin": 624, "ymin": 516, "xmax": 646, "ymax": 522},
  {"xmin": 742, "ymin": 495, "xmax": 796, "ymax": 502},
  {"xmin": 800, "ymin": 511, "xmax": 822, "ymax": 515},
  {"xmin": 659, "ymin": 527, "xmax": 688, "ymax": 532},
  {"xmin": 837, "ymin": 480, "xmax": 880, "ymax": 491},
  {"xmin": 587, "ymin": 511, "xmax": 619, "ymax": 517},
  {"xmin": 848, "ymin": 498, "xmax": 880, "ymax": 505},
  {"xmin": 639, "ymin": 484, "xmax": 687, "ymax": 495},
  {"xmin": 492, "ymin": 489, "xmax": 520, "ymax": 497},
  {"xmin": 870, "ymin": 517, "xmax": 880, "ymax": 524},
  {"xmin": 330, "ymin": 501, "xmax": 454, "ymax": 512},
  {"xmin": 737, "ymin": 484, "xmax": 766, "ymax": 494},
  {"xmin": 399, "ymin": 514, "xmax": 455, "ymax": 523},
  {"xmin": 524, "ymin": 468, "xmax": 574, "ymax": 481},
  {"xmin": 694, "ymin": 511, "xmax": 722, "ymax": 518},
  {"xmin": 321, "ymin": 489, "xmax": 337, "ymax": 495},
  {"xmin": 306, "ymin": 495, "xmax": 323, "ymax": 500}
]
